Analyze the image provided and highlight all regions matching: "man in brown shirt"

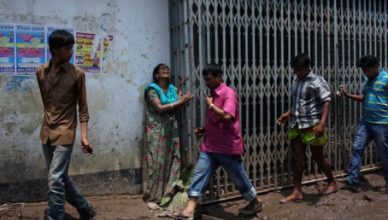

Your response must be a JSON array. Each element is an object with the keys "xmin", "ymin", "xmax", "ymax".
[{"xmin": 36, "ymin": 29, "xmax": 95, "ymax": 220}]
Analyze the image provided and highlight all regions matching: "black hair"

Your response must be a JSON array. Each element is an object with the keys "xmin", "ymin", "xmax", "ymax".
[
  {"xmin": 48, "ymin": 29, "xmax": 75, "ymax": 55},
  {"xmin": 291, "ymin": 53, "xmax": 311, "ymax": 68},
  {"xmin": 202, "ymin": 63, "xmax": 222, "ymax": 77},
  {"xmin": 356, "ymin": 55, "xmax": 379, "ymax": 68},
  {"xmin": 152, "ymin": 63, "xmax": 169, "ymax": 82}
]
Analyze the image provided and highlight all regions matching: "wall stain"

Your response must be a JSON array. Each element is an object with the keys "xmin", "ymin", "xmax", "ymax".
[
  {"xmin": 33, "ymin": 15, "xmax": 67, "ymax": 25},
  {"xmin": 74, "ymin": 14, "xmax": 98, "ymax": 32},
  {"xmin": 0, "ymin": 76, "xmax": 7, "ymax": 86},
  {"xmin": 2, "ymin": 14, "xmax": 66, "ymax": 25},
  {"xmin": 4, "ymin": 122, "xmax": 17, "ymax": 134},
  {"xmin": 98, "ymin": 13, "xmax": 114, "ymax": 32},
  {"xmin": 73, "ymin": 0, "xmax": 117, "ymax": 34},
  {"xmin": 5, "ymin": 76, "xmax": 36, "ymax": 93},
  {"xmin": 137, "ymin": 85, "xmax": 146, "ymax": 103},
  {"xmin": 20, "ymin": 125, "xmax": 37, "ymax": 135},
  {"xmin": 103, "ymin": 59, "xmax": 130, "ymax": 78},
  {"xmin": 88, "ymin": 86, "xmax": 107, "ymax": 112}
]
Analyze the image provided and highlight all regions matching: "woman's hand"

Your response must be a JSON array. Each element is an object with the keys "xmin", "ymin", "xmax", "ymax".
[
  {"xmin": 178, "ymin": 76, "xmax": 189, "ymax": 97},
  {"xmin": 179, "ymin": 92, "xmax": 193, "ymax": 104},
  {"xmin": 178, "ymin": 76, "xmax": 189, "ymax": 88}
]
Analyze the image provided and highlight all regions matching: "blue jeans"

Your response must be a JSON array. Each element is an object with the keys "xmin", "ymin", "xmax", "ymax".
[
  {"xmin": 188, "ymin": 152, "xmax": 256, "ymax": 201},
  {"xmin": 42, "ymin": 144, "xmax": 91, "ymax": 220},
  {"xmin": 346, "ymin": 119, "xmax": 388, "ymax": 184}
]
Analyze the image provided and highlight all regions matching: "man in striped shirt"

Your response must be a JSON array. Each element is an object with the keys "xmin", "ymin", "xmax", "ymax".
[
  {"xmin": 277, "ymin": 54, "xmax": 337, "ymax": 203},
  {"xmin": 340, "ymin": 55, "xmax": 388, "ymax": 193}
]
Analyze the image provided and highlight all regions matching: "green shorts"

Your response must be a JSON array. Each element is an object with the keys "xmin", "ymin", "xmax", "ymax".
[{"xmin": 288, "ymin": 127, "xmax": 328, "ymax": 146}]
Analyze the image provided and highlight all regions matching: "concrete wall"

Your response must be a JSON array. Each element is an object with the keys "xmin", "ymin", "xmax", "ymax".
[{"xmin": 0, "ymin": 0, "xmax": 170, "ymax": 202}]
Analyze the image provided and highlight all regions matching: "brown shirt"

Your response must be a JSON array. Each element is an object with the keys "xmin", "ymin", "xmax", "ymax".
[{"xmin": 36, "ymin": 62, "xmax": 89, "ymax": 145}]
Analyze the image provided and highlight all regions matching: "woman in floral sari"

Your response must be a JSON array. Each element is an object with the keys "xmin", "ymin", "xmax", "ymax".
[{"xmin": 143, "ymin": 64, "xmax": 192, "ymax": 209}]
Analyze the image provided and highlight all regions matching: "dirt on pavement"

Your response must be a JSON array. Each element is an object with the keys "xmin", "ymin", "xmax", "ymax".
[{"xmin": 1, "ymin": 172, "xmax": 388, "ymax": 220}]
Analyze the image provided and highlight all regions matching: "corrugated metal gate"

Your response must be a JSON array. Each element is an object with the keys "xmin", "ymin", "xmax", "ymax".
[{"xmin": 169, "ymin": 0, "xmax": 387, "ymax": 202}]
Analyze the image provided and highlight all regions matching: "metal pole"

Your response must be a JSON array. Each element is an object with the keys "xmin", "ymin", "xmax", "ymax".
[{"xmin": 251, "ymin": 0, "xmax": 258, "ymax": 188}]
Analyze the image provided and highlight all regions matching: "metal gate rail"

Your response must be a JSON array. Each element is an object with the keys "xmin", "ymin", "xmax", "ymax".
[{"xmin": 169, "ymin": 0, "xmax": 387, "ymax": 203}]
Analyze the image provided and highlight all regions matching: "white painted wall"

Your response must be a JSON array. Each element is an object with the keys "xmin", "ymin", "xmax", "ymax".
[{"xmin": 0, "ymin": 0, "xmax": 170, "ymax": 196}]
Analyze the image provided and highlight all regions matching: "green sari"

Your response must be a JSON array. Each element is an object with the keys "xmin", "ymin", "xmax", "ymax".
[{"xmin": 143, "ymin": 88, "xmax": 181, "ymax": 204}]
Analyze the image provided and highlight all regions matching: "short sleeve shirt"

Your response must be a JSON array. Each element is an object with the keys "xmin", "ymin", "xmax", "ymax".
[
  {"xmin": 362, "ymin": 70, "xmax": 388, "ymax": 124},
  {"xmin": 290, "ymin": 72, "xmax": 331, "ymax": 129},
  {"xmin": 201, "ymin": 83, "xmax": 244, "ymax": 155}
]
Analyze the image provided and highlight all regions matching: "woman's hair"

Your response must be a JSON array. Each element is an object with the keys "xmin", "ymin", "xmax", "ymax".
[
  {"xmin": 152, "ymin": 63, "xmax": 170, "ymax": 82},
  {"xmin": 48, "ymin": 29, "xmax": 75, "ymax": 55}
]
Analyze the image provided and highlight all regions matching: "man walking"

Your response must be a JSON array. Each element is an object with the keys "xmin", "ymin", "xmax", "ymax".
[
  {"xmin": 36, "ymin": 29, "xmax": 95, "ymax": 220},
  {"xmin": 277, "ymin": 54, "xmax": 337, "ymax": 203},
  {"xmin": 174, "ymin": 64, "xmax": 262, "ymax": 218},
  {"xmin": 340, "ymin": 55, "xmax": 388, "ymax": 192}
]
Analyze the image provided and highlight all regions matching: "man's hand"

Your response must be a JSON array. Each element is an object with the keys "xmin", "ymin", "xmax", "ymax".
[
  {"xmin": 340, "ymin": 85, "xmax": 349, "ymax": 97},
  {"xmin": 339, "ymin": 85, "xmax": 364, "ymax": 102},
  {"xmin": 276, "ymin": 112, "xmax": 290, "ymax": 125},
  {"xmin": 313, "ymin": 123, "xmax": 325, "ymax": 137},
  {"xmin": 81, "ymin": 138, "xmax": 93, "ymax": 155},
  {"xmin": 194, "ymin": 127, "xmax": 204, "ymax": 137},
  {"xmin": 205, "ymin": 96, "xmax": 213, "ymax": 107}
]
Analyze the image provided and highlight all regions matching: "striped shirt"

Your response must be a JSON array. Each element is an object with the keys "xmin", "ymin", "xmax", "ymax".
[
  {"xmin": 290, "ymin": 72, "xmax": 331, "ymax": 129},
  {"xmin": 362, "ymin": 70, "xmax": 388, "ymax": 124}
]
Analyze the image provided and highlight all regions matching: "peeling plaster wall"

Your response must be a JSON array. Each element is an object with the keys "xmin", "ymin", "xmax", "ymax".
[{"xmin": 0, "ymin": 0, "xmax": 170, "ymax": 202}]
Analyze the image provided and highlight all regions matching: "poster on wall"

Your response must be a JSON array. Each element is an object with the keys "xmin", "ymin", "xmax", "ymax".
[
  {"xmin": 0, "ymin": 24, "xmax": 15, "ymax": 74},
  {"xmin": 46, "ymin": 26, "xmax": 75, "ymax": 63},
  {"xmin": 15, "ymin": 24, "xmax": 45, "ymax": 73},
  {"xmin": 75, "ymin": 32, "xmax": 101, "ymax": 73},
  {"xmin": 101, "ymin": 35, "xmax": 113, "ymax": 72}
]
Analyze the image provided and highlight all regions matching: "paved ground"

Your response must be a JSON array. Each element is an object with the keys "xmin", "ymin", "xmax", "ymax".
[{"xmin": 1, "ymin": 172, "xmax": 388, "ymax": 220}]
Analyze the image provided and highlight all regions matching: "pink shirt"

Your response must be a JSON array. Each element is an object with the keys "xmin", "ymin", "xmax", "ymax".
[{"xmin": 201, "ymin": 83, "xmax": 244, "ymax": 155}]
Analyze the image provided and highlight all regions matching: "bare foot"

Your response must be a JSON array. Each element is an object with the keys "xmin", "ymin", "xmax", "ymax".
[
  {"xmin": 146, "ymin": 202, "xmax": 160, "ymax": 210},
  {"xmin": 321, "ymin": 182, "xmax": 337, "ymax": 195},
  {"xmin": 280, "ymin": 192, "xmax": 303, "ymax": 204},
  {"xmin": 172, "ymin": 209, "xmax": 194, "ymax": 219}
]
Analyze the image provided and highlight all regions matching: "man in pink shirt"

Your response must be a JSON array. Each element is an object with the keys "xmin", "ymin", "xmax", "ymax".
[{"xmin": 175, "ymin": 64, "xmax": 262, "ymax": 218}]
